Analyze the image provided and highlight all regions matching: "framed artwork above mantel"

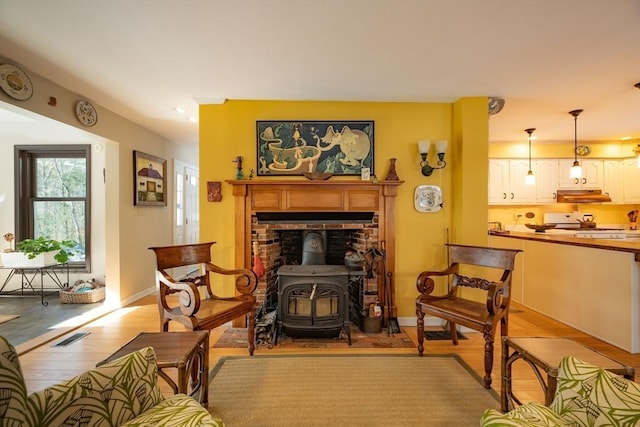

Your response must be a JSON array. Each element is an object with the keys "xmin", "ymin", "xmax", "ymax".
[{"xmin": 256, "ymin": 120, "xmax": 374, "ymax": 176}]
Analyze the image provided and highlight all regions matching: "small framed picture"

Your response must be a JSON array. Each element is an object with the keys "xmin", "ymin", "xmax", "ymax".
[
  {"xmin": 361, "ymin": 167, "xmax": 370, "ymax": 181},
  {"xmin": 207, "ymin": 181, "xmax": 222, "ymax": 202},
  {"xmin": 133, "ymin": 150, "xmax": 167, "ymax": 206}
]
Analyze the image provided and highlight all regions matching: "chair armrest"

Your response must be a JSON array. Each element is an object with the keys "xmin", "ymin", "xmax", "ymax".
[
  {"xmin": 205, "ymin": 263, "xmax": 258, "ymax": 296},
  {"xmin": 486, "ymin": 281, "xmax": 508, "ymax": 315},
  {"xmin": 157, "ymin": 271, "xmax": 201, "ymax": 316},
  {"xmin": 416, "ymin": 264, "xmax": 457, "ymax": 294}
]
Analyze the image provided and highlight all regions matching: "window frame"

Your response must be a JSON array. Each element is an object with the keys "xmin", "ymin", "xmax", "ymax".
[{"xmin": 14, "ymin": 145, "xmax": 91, "ymax": 271}]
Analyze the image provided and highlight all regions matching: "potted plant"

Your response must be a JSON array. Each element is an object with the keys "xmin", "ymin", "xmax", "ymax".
[{"xmin": 1, "ymin": 235, "xmax": 77, "ymax": 267}]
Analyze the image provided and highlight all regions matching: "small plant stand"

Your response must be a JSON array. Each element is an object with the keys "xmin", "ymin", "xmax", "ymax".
[{"xmin": 0, "ymin": 263, "xmax": 70, "ymax": 306}]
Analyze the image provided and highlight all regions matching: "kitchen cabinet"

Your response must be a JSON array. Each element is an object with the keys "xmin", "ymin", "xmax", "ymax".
[
  {"xmin": 557, "ymin": 159, "xmax": 603, "ymax": 189},
  {"xmin": 489, "ymin": 159, "xmax": 556, "ymax": 204},
  {"xmin": 603, "ymin": 159, "xmax": 624, "ymax": 203},
  {"xmin": 533, "ymin": 159, "xmax": 558, "ymax": 203},
  {"xmin": 622, "ymin": 158, "xmax": 640, "ymax": 202},
  {"xmin": 489, "ymin": 159, "xmax": 535, "ymax": 204}
]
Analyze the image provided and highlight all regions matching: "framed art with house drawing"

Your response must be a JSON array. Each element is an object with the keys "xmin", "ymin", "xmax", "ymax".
[
  {"xmin": 256, "ymin": 121, "xmax": 374, "ymax": 176},
  {"xmin": 133, "ymin": 150, "xmax": 167, "ymax": 206}
]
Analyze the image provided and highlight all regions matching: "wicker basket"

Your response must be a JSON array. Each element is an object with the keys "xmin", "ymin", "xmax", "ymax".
[{"xmin": 60, "ymin": 286, "xmax": 105, "ymax": 304}]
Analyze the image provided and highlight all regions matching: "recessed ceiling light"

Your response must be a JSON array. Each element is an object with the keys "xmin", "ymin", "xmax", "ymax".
[{"xmin": 175, "ymin": 106, "xmax": 187, "ymax": 114}]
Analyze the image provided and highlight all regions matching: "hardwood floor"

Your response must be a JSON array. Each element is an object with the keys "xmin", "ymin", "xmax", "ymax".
[
  {"xmin": 10, "ymin": 295, "xmax": 640, "ymax": 409},
  {"xmin": 0, "ymin": 293, "xmax": 108, "ymax": 347}
]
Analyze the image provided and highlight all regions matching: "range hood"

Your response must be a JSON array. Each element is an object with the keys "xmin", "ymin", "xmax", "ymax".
[{"xmin": 556, "ymin": 189, "xmax": 611, "ymax": 203}]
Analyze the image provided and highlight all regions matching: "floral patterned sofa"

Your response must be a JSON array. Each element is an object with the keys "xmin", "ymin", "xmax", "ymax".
[
  {"xmin": 0, "ymin": 335, "xmax": 223, "ymax": 427},
  {"xmin": 481, "ymin": 355, "xmax": 640, "ymax": 426}
]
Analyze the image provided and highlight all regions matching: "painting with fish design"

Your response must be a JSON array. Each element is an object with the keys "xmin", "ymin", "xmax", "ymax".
[{"xmin": 256, "ymin": 121, "xmax": 374, "ymax": 176}]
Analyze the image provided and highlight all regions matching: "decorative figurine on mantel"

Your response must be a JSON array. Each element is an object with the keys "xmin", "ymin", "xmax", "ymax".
[
  {"xmin": 384, "ymin": 158, "xmax": 400, "ymax": 181},
  {"xmin": 233, "ymin": 155, "xmax": 245, "ymax": 180}
]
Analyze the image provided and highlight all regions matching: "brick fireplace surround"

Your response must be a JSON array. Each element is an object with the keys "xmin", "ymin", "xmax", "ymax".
[{"xmin": 227, "ymin": 179, "xmax": 403, "ymax": 325}]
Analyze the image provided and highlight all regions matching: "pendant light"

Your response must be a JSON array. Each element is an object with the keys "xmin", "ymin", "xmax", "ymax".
[
  {"xmin": 569, "ymin": 109, "xmax": 583, "ymax": 179},
  {"xmin": 525, "ymin": 128, "xmax": 536, "ymax": 185}
]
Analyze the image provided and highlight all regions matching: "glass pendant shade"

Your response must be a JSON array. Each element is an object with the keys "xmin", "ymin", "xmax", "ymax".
[
  {"xmin": 525, "ymin": 170, "xmax": 535, "ymax": 185},
  {"xmin": 570, "ymin": 161, "xmax": 582, "ymax": 179}
]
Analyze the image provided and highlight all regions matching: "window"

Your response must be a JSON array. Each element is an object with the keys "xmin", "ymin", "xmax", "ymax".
[{"xmin": 15, "ymin": 145, "xmax": 91, "ymax": 270}]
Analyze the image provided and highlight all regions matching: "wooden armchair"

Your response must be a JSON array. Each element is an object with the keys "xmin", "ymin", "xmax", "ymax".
[
  {"xmin": 416, "ymin": 244, "xmax": 521, "ymax": 388},
  {"xmin": 149, "ymin": 241, "xmax": 258, "ymax": 355}
]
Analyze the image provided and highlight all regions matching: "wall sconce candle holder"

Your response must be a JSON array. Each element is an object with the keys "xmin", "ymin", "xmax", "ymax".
[{"xmin": 418, "ymin": 140, "xmax": 448, "ymax": 176}]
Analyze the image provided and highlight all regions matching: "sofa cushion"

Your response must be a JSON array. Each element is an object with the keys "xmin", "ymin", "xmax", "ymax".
[
  {"xmin": 120, "ymin": 394, "xmax": 223, "ymax": 427},
  {"xmin": 0, "ymin": 335, "xmax": 29, "ymax": 427},
  {"xmin": 481, "ymin": 402, "xmax": 569, "ymax": 426},
  {"xmin": 549, "ymin": 356, "xmax": 640, "ymax": 426},
  {"xmin": 26, "ymin": 346, "xmax": 164, "ymax": 427}
]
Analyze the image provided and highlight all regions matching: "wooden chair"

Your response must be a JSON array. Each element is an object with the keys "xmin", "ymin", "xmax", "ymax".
[
  {"xmin": 149, "ymin": 241, "xmax": 258, "ymax": 355},
  {"xmin": 416, "ymin": 244, "xmax": 521, "ymax": 388}
]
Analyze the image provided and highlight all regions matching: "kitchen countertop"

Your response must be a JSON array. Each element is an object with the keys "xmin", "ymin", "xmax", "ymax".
[{"xmin": 489, "ymin": 230, "xmax": 640, "ymax": 257}]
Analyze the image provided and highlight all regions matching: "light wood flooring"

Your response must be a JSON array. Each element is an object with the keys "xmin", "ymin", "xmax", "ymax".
[{"xmin": 10, "ymin": 295, "xmax": 640, "ymax": 408}]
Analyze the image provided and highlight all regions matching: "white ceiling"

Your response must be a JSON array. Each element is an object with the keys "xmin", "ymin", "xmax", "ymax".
[{"xmin": 0, "ymin": 0, "xmax": 639, "ymax": 147}]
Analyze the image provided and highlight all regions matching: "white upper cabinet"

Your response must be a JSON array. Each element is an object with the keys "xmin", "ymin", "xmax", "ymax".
[
  {"xmin": 557, "ymin": 159, "xmax": 604, "ymax": 189},
  {"xmin": 534, "ymin": 160, "xmax": 558, "ymax": 203},
  {"xmin": 603, "ymin": 159, "xmax": 624, "ymax": 203},
  {"xmin": 489, "ymin": 159, "xmax": 510, "ymax": 204},
  {"xmin": 488, "ymin": 159, "xmax": 536, "ymax": 204},
  {"xmin": 622, "ymin": 158, "xmax": 640, "ymax": 202}
]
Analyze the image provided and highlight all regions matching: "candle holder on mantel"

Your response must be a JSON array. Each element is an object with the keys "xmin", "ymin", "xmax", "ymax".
[
  {"xmin": 384, "ymin": 158, "xmax": 400, "ymax": 181},
  {"xmin": 233, "ymin": 155, "xmax": 245, "ymax": 180}
]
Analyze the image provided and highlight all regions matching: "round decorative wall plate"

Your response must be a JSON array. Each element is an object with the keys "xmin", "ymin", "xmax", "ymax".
[
  {"xmin": 575, "ymin": 145, "xmax": 591, "ymax": 156},
  {"xmin": 414, "ymin": 185, "xmax": 443, "ymax": 213},
  {"xmin": 0, "ymin": 63, "xmax": 33, "ymax": 101},
  {"xmin": 75, "ymin": 100, "xmax": 98, "ymax": 126}
]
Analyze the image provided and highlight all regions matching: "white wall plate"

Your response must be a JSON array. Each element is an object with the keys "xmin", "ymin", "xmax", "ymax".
[{"xmin": 414, "ymin": 185, "xmax": 442, "ymax": 212}]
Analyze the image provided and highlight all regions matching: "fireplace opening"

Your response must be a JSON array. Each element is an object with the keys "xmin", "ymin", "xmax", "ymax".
[
  {"xmin": 275, "ymin": 230, "xmax": 367, "ymax": 344},
  {"xmin": 252, "ymin": 214, "xmax": 381, "ymax": 346}
]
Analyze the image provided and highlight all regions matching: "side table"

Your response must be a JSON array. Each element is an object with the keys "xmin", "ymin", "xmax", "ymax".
[
  {"xmin": 97, "ymin": 331, "xmax": 210, "ymax": 407},
  {"xmin": 501, "ymin": 336, "xmax": 635, "ymax": 412}
]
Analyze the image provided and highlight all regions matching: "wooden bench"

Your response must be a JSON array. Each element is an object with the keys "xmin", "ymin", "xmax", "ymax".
[{"xmin": 416, "ymin": 244, "xmax": 521, "ymax": 388}]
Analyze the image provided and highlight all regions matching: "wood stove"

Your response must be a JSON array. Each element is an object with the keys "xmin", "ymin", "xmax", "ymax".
[{"xmin": 277, "ymin": 265, "xmax": 351, "ymax": 344}]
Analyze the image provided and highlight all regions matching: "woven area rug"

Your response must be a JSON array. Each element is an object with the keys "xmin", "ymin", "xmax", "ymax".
[
  {"xmin": 0, "ymin": 315, "xmax": 19, "ymax": 325},
  {"xmin": 207, "ymin": 354, "xmax": 499, "ymax": 426},
  {"xmin": 213, "ymin": 325, "xmax": 414, "ymax": 349}
]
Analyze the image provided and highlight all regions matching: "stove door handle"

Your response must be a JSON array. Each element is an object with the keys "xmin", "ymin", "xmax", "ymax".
[{"xmin": 310, "ymin": 283, "xmax": 317, "ymax": 300}]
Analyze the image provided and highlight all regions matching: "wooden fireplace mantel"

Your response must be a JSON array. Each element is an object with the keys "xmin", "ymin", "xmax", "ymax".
[{"xmin": 227, "ymin": 179, "xmax": 404, "ymax": 315}]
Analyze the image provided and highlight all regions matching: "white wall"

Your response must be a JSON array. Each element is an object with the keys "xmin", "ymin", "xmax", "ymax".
[{"xmin": 0, "ymin": 54, "xmax": 197, "ymax": 306}]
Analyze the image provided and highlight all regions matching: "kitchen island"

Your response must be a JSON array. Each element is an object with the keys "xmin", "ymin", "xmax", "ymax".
[{"xmin": 489, "ymin": 230, "xmax": 639, "ymax": 354}]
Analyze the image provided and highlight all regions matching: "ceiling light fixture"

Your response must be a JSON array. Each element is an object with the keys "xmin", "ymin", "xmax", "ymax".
[
  {"xmin": 488, "ymin": 97, "xmax": 505, "ymax": 116},
  {"xmin": 175, "ymin": 106, "xmax": 187, "ymax": 114},
  {"xmin": 569, "ymin": 109, "xmax": 583, "ymax": 179},
  {"xmin": 525, "ymin": 128, "xmax": 536, "ymax": 185}
]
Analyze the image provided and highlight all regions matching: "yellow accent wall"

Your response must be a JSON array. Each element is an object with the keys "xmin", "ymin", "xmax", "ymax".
[{"xmin": 199, "ymin": 99, "xmax": 489, "ymax": 318}]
